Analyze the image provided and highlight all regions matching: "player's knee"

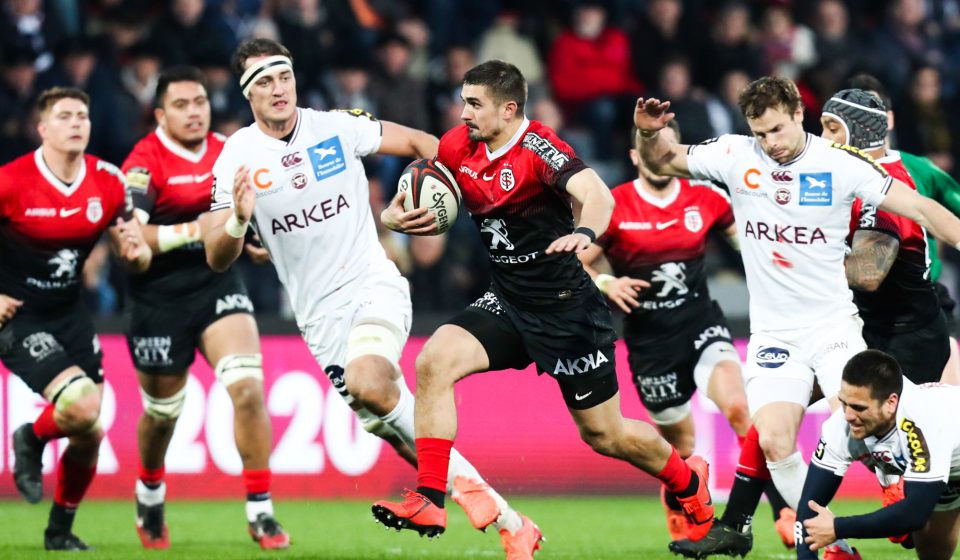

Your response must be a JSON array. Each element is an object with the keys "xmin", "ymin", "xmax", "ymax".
[
  {"xmin": 52, "ymin": 375, "xmax": 101, "ymax": 434},
  {"xmin": 228, "ymin": 378, "xmax": 265, "ymax": 418},
  {"xmin": 344, "ymin": 357, "xmax": 396, "ymax": 410},
  {"xmin": 915, "ymin": 537, "xmax": 956, "ymax": 560},
  {"xmin": 757, "ymin": 428, "xmax": 795, "ymax": 461},
  {"xmin": 577, "ymin": 422, "xmax": 624, "ymax": 458},
  {"xmin": 414, "ymin": 343, "xmax": 458, "ymax": 389}
]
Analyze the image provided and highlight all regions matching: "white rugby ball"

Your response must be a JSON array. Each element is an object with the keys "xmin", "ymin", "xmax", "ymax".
[{"xmin": 397, "ymin": 159, "xmax": 461, "ymax": 234}]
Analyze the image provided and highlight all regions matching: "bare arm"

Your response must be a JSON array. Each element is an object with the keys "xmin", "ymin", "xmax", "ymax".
[
  {"xmin": 377, "ymin": 121, "xmax": 439, "ymax": 159},
  {"xmin": 724, "ymin": 222, "xmax": 740, "ymax": 250},
  {"xmin": 205, "ymin": 166, "xmax": 254, "ymax": 273},
  {"xmin": 880, "ymin": 179, "xmax": 960, "ymax": 248},
  {"xmin": 845, "ymin": 230, "xmax": 899, "ymax": 292},
  {"xmin": 634, "ymin": 98, "xmax": 693, "ymax": 177},
  {"xmin": 108, "ymin": 217, "xmax": 152, "ymax": 273},
  {"xmin": 546, "ymin": 168, "xmax": 614, "ymax": 254}
]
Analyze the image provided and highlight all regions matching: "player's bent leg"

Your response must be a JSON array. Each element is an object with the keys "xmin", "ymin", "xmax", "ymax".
[
  {"xmin": 913, "ymin": 509, "xmax": 960, "ymax": 560},
  {"xmin": 702, "ymin": 358, "xmax": 750, "ymax": 437},
  {"xmin": 135, "ymin": 371, "xmax": 186, "ymax": 550},
  {"xmin": 202, "ymin": 314, "xmax": 288, "ymax": 550}
]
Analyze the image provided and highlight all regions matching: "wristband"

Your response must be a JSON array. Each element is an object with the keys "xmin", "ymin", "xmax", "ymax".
[
  {"xmin": 574, "ymin": 226, "xmax": 597, "ymax": 243},
  {"xmin": 639, "ymin": 129, "xmax": 660, "ymax": 139},
  {"xmin": 225, "ymin": 214, "xmax": 249, "ymax": 239},
  {"xmin": 594, "ymin": 273, "xmax": 615, "ymax": 294}
]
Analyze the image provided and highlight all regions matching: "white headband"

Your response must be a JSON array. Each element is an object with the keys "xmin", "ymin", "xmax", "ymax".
[{"xmin": 240, "ymin": 55, "xmax": 293, "ymax": 97}]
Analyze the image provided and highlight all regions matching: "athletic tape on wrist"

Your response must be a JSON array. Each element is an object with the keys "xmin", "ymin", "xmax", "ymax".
[
  {"xmin": 225, "ymin": 214, "xmax": 249, "ymax": 239},
  {"xmin": 240, "ymin": 56, "xmax": 293, "ymax": 97},
  {"xmin": 594, "ymin": 273, "xmax": 615, "ymax": 294}
]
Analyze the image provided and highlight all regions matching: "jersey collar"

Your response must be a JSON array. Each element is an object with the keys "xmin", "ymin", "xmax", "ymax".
[
  {"xmin": 769, "ymin": 132, "xmax": 814, "ymax": 168},
  {"xmin": 156, "ymin": 126, "xmax": 208, "ymax": 163},
  {"xmin": 252, "ymin": 108, "xmax": 302, "ymax": 149},
  {"xmin": 34, "ymin": 148, "xmax": 86, "ymax": 198},
  {"xmin": 633, "ymin": 178, "xmax": 680, "ymax": 209},
  {"xmin": 485, "ymin": 117, "xmax": 530, "ymax": 161}
]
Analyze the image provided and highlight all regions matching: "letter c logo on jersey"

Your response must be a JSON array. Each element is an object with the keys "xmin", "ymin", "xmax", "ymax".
[
  {"xmin": 743, "ymin": 168, "xmax": 761, "ymax": 189},
  {"xmin": 253, "ymin": 168, "xmax": 272, "ymax": 189},
  {"xmin": 755, "ymin": 346, "xmax": 790, "ymax": 368}
]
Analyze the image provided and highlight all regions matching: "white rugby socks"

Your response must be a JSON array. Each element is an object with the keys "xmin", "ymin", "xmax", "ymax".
[{"xmin": 767, "ymin": 451, "xmax": 807, "ymax": 510}]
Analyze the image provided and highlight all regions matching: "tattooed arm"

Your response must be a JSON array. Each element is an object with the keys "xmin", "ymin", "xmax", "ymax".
[{"xmin": 845, "ymin": 230, "xmax": 899, "ymax": 292}]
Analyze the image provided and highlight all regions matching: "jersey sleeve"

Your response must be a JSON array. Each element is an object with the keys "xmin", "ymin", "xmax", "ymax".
[
  {"xmin": 121, "ymin": 142, "xmax": 157, "ymax": 223},
  {"xmin": 919, "ymin": 155, "xmax": 960, "ymax": 215},
  {"xmin": 854, "ymin": 202, "xmax": 908, "ymax": 241},
  {"xmin": 210, "ymin": 140, "xmax": 238, "ymax": 212},
  {"xmin": 811, "ymin": 410, "xmax": 855, "ymax": 476},
  {"xmin": 523, "ymin": 126, "xmax": 587, "ymax": 191},
  {"xmin": 686, "ymin": 135, "xmax": 748, "ymax": 185},
  {"xmin": 329, "ymin": 109, "xmax": 382, "ymax": 157},
  {"xmin": 831, "ymin": 144, "xmax": 893, "ymax": 207},
  {"xmin": 702, "ymin": 181, "xmax": 734, "ymax": 231},
  {"xmin": 899, "ymin": 414, "xmax": 951, "ymax": 483}
]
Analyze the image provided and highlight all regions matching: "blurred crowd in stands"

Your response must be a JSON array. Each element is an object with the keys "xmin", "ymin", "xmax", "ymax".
[{"xmin": 4, "ymin": 0, "xmax": 960, "ymax": 318}]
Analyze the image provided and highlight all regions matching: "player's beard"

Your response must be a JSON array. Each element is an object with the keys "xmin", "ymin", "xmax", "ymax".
[{"xmin": 467, "ymin": 123, "xmax": 497, "ymax": 143}]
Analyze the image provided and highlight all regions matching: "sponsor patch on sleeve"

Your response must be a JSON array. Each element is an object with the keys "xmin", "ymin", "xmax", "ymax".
[
  {"xmin": 899, "ymin": 418, "xmax": 931, "ymax": 473},
  {"xmin": 521, "ymin": 132, "xmax": 571, "ymax": 171},
  {"xmin": 332, "ymin": 108, "xmax": 378, "ymax": 121},
  {"xmin": 126, "ymin": 167, "xmax": 151, "ymax": 192},
  {"xmin": 815, "ymin": 438, "xmax": 826, "ymax": 460}
]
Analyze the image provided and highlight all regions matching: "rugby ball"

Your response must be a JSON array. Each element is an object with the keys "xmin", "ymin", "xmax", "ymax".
[{"xmin": 397, "ymin": 159, "xmax": 461, "ymax": 234}]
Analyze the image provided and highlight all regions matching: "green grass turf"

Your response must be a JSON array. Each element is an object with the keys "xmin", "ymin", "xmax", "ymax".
[{"xmin": 0, "ymin": 496, "xmax": 922, "ymax": 559}]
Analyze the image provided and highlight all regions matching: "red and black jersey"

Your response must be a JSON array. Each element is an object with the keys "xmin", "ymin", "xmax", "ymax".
[
  {"xmin": 121, "ymin": 129, "xmax": 225, "ymax": 298},
  {"xmin": 0, "ymin": 149, "xmax": 131, "ymax": 311},
  {"xmin": 848, "ymin": 154, "xmax": 939, "ymax": 331},
  {"xmin": 437, "ymin": 119, "xmax": 589, "ymax": 308},
  {"xmin": 598, "ymin": 178, "xmax": 734, "ymax": 335}
]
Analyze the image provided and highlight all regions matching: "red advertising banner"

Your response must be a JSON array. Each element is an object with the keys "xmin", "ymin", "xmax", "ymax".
[{"xmin": 0, "ymin": 335, "xmax": 877, "ymax": 500}]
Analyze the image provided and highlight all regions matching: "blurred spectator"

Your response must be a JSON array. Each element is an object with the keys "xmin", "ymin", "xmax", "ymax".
[
  {"xmin": 694, "ymin": 2, "xmax": 761, "ymax": 90},
  {"xmin": 706, "ymin": 69, "xmax": 751, "ymax": 136},
  {"xmin": 324, "ymin": 58, "xmax": 374, "ymax": 112},
  {"xmin": 423, "ymin": 0, "xmax": 499, "ymax": 56},
  {"xmin": 548, "ymin": 2, "xmax": 640, "ymax": 160},
  {"xmin": 811, "ymin": 0, "xmax": 864, "ymax": 82},
  {"xmin": 194, "ymin": 48, "xmax": 249, "ymax": 130},
  {"xmin": 758, "ymin": 4, "xmax": 817, "ymax": 80},
  {"xmin": 150, "ymin": 0, "xmax": 235, "ymax": 66},
  {"xmin": 655, "ymin": 56, "xmax": 715, "ymax": 143},
  {"xmin": 113, "ymin": 41, "xmax": 164, "ymax": 154},
  {"xmin": 896, "ymin": 64, "xmax": 958, "ymax": 173},
  {"xmin": 369, "ymin": 33, "xmax": 428, "ymax": 131},
  {"xmin": 0, "ymin": 49, "xmax": 38, "ymax": 160},
  {"xmin": 869, "ymin": 0, "xmax": 948, "ymax": 94},
  {"xmin": 396, "ymin": 17, "xmax": 430, "ymax": 80},
  {"xmin": 630, "ymin": 0, "xmax": 693, "ymax": 88},
  {"xmin": 427, "ymin": 44, "xmax": 474, "ymax": 134},
  {"xmin": 1, "ymin": 0, "xmax": 67, "ymax": 73},
  {"xmin": 476, "ymin": 10, "xmax": 545, "ymax": 96},
  {"xmin": 274, "ymin": 0, "xmax": 334, "ymax": 102}
]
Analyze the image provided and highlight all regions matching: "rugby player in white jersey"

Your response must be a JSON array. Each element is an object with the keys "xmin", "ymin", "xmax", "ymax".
[
  {"xmin": 634, "ymin": 76, "xmax": 960, "ymax": 559},
  {"xmin": 203, "ymin": 38, "xmax": 538, "ymax": 556}
]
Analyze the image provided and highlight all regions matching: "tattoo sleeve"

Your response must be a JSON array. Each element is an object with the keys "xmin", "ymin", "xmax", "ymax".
[{"xmin": 845, "ymin": 230, "xmax": 900, "ymax": 292}]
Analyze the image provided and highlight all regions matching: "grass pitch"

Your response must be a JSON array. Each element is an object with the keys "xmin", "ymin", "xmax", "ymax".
[{"xmin": 0, "ymin": 496, "xmax": 919, "ymax": 559}]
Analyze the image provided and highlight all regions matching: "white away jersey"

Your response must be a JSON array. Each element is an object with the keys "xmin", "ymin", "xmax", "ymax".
[
  {"xmin": 813, "ymin": 380, "xmax": 960, "ymax": 485},
  {"xmin": 211, "ymin": 108, "xmax": 400, "ymax": 327},
  {"xmin": 687, "ymin": 133, "xmax": 892, "ymax": 332}
]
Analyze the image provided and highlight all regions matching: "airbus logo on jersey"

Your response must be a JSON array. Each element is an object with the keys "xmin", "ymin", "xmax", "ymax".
[
  {"xmin": 743, "ymin": 220, "xmax": 827, "ymax": 244},
  {"xmin": 270, "ymin": 194, "xmax": 350, "ymax": 234},
  {"xmin": 619, "ymin": 221, "xmax": 652, "ymax": 230},
  {"xmin": 799, "ymin": 173, "xmax": 833, "ymax": 206},
  {"xmin": 168, "ymin": 173, "xmax": 211, "ymax": 185},
  {"xmin": 553, "ymin": 350, "xmax": 609, "ymax": 376},
  {"xmin": 756, "ymin": 346, "xmax": 790, "ymax": 368},
  {"xmin": 308, "ymin": 137, "xmax": 346, "ymax": 180},
  {"xmin": 24, "ymin": 208, "xmax": 55, "ymax": 217},
  {"xmin": 459, "ymin": 165, "xmax": 478, "ymax": 179}
]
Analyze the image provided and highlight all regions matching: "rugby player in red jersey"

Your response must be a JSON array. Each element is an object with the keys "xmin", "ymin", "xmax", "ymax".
[{"xmin": 3, "ymin": 87, "xmax": 150, "ymax": 551}]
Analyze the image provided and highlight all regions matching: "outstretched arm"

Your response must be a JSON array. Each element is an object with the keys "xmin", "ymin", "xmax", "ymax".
[
  {"xmin": 845, "ymin": 230, "xmax": 899, "ymax": 292},
  {"xmin": 546, "ymin": 168, "xmax": 614, "ymax": 254},
  {"xmin": 880, "ymin": 180, "xmax": 960, "ymax": 249},
  {"xmin": 634, "ymin": 98, "xmax": 693, "ymax": 177},
  {"xmin": 377, "ymin": 121, "xmax": 439, "ymax": 159}
]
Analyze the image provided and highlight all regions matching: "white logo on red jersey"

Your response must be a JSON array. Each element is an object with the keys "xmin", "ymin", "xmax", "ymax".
[
  {"xmin": 49, "ymin": 249, "xmax": 79, "ymax": 279},
  {"xmin": 652, "ymin": 262, "xmax": 688, "ymax": 297},
  {"xmin": 25, "ymin": 208, "xmax": 55, "ymax": 217},
  {"xmin": 86, "ymin": 197, "xmax": 103, "ymax": 223},
  {"xmin": 168, "ymin": 173, "xmax": 211, "ymax": 185},
  {"xmin": 480, "ymin": 218, "xmax": 514, "ymax": 250},
  {"xmin": 60, "ymin": 207, "xmax": 80, "ymax": 218},
  {"xmin": 684, "ymin": 207, "xmax": 703, "ymax": 233},
  {"xmin": 499, "ymin": 167, "xmax": 515, "ymax": 192},
  {"xmin": 655, "ymin": 219, "xmax": 678, "ymax": 231}
]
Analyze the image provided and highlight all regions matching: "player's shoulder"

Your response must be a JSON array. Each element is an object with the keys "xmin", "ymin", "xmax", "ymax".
[
  {"xmin": 687, "ymin": 134, "xmax": 753, "ymax": 154},
  {"xmin": 0, "ymin": 150, "xmax": 37, "ymax": 175},
  {"xmin": 220, "ymin": 123, "xmax": 258, "ymax": 155},
  {"xmin": 438, "ymin": 124, "xmax": 474, "ymax": 162},
  {"xmin": 518, "ymin": 120, "xmax": 576, "ymax": 169},
  {"xmin": 820, "ymin": 138, "xmax": 888, "ymax": 175},
  {"xmin": 86, "ymin": 154, "xmax": 125, "ymax": 184},
  {"xmin": 683, "ymin": 178, "xmax": 731, "ymax": 203}
]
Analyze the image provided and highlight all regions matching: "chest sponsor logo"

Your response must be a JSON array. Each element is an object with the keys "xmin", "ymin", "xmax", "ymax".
[
  {"xmin": 253, "ymin": 168, "xmax": 273, "ymax": 189},
  {"xmin": 693, "ymin": 325, "xmax": 731, "ymax": 350},
  {"xmin": 480, "ymin": 218, "xmax": 514, "ymax": 251},
  {"xmin": 652, "ymin": 262, "xmax": 688, "ymax": 297},
  {"xmin": 216, "ymin": 293, "xmax": 254, "ymax": 315},
  {"xmin": 743, "ymin": 220, "xmax": 827, "ymax": 244},
  {"xmin": 899, "ymin": 418, "xmax": 930, "ymax": 473},
  {"xmin": 49, "ymin": 249, "xmax": 79, "ymax": 279},
  {"xmin": 743, "ymin": 168, "xmax": 761, "ymax": 189},
  {"xmin": 756, "ymin": 346, "xmax": 790, "ymax": 368},
  {"xmin": 281, "ymin": 152, "xmax": 304, "ymax": 168},
  {"xmin": 25, "ymin": 208, "xmax": 55, "ymax": 217},
  {"xmin": 459, "ymin": 166, "xmax": 478, "ymax": 179},
  {"xmin": 483, "ymin": 172, "xmax": 495, "ymax": 181},
  {"xmin": 22, "ymin": 332, "xmax": 63, "ymax": 361},
  {"xmin": 619, "ymin": 222, "xmax": 652, "ymax": 230},
  {"xmin": 499, "ymin": 167, "xmax": 515, "ymax": 192},
  {"xmin": 270, "ymin": 194, "xmax": 350, "ymax": 234},
  {"xmin": 775, "ymin": 187, "xmax": 791, "ymax": 205},
  {"xmin": 522, "ymin": 132, "xmax": 570, "ymax": 171},
  {"xmin": 637, "ymin": 372, "xmax": 681, "ymax": 404},
  {"xmin": 168, "ymin": 173, "xmax": 211, "ymax": 185},
  {"xmin": 308, "ymin": 137, "xmax": 347, "ymax": 181},
  {"xmin": 131, "ymin": 336, "xmax": 173, "ymax": 367},
  {"xmin": 799, "ymin": 173, "xmax": 833, "ymax": 206},
  {"xmin": 291, "ymin": 173, "xmax": 308, "ymax": 190},
  {"xmin": 771, "ymin": 170, "xmax": 793, "ymax": 183},
  {"xmin": 553, "ymin": 349, "xmax": 609, "ymax": 376},
  {"xmin": 684, "ymin": 207, "xmax": 702, "ymax": 232},
  {"xmin": 86, "ymin": 197, "xmax": 103, "ymax": 223},
  {"xmin": 656, "ymin": 219, "xmax": 677, "ymax": 231}
]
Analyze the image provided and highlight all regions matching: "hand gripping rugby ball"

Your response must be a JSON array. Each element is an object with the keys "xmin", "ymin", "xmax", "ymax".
[{"xmin": 397, "ymin": 159, "xmax": 461, "ymax": 234}]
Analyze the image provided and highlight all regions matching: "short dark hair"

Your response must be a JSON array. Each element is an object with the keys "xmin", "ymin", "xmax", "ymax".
[
  {"xmin": 847, "ymin": 73, "xmax": 892, "ymax": 112},
  {"xmin": 37, "ymin": 87, "xmax": 90, "ymax": 115},
  {"xmin": 155, "ymin": 66, "xmax": 206, "ymax": 108},
  {"xmin": 231, "ymin": 38, "xmax": 293, "ymax": 76},
  {"xmin": 633, "ymin": 119, "xmax": 681, "ymax": 150},
  {"xmin": 738, "ymin": 76, "xmax": 803, "ymax": 120},
  {"xmin": 463, "ymin": 60, "xmax": 527, "ymax": 116},
  {"xmin": 842, "ymin": 349, "xmax": 904, "ymax": 402}
]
